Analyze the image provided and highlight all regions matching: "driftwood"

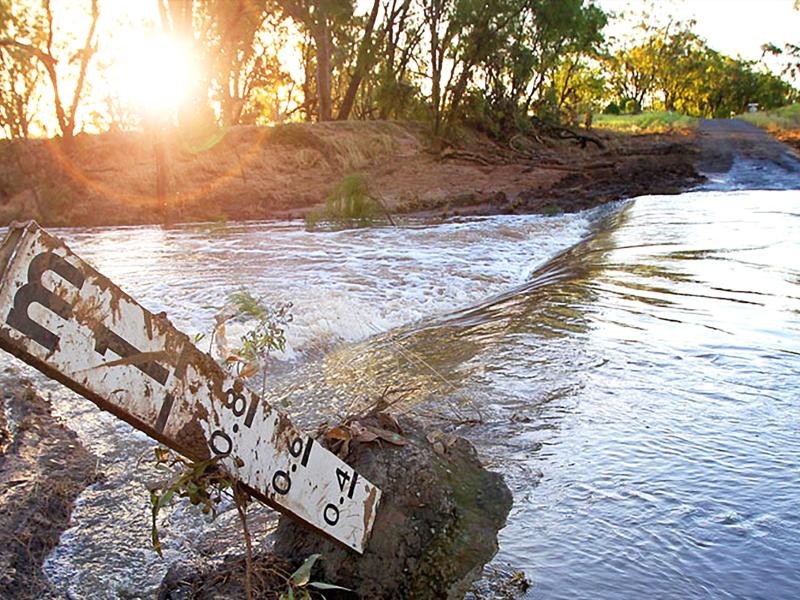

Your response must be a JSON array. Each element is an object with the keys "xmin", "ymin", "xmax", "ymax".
[
  {"xmin": 436, "ymin": 116, "xmax": 604, "ymax": 169},
  {"xmin": 529, "ymin": 116, "xmax": 605, "ymax": 150}
]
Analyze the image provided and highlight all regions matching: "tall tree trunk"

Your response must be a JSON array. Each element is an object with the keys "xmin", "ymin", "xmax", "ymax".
[
  {"xmin": 313, "ymin": 20, "xmax": 333, "ymax": 121},
  {"xmin": 154, "ymin": 125, "xmax": 172, "ymax": 225},
  {"xmin": 337, "ymin": 0, "xmax": 381, "ymax": 121}
]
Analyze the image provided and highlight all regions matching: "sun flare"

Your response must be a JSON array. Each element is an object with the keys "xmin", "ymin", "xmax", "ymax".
[{"xmin": 110, "ymin": 34, "xmax": 197, "ymax": 120}]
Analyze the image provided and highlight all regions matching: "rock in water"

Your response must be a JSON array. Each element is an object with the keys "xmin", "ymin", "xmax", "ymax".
[{"xmin": 273, "ymin": 415, "xmax": 513, "ymax": 599}]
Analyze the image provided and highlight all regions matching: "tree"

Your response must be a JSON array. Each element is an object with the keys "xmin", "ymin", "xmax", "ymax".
[
  {"xmin": 0, "ymin": 0, "xmax": 99, "ymax": 146},
  {"xmin": 336, "ymin": 0, "xmax": 381, "ymax": 120},
  {"xmin": 202, "ymin": 0, "xmax": 289, "ymax": 126},
  {"xmin": 0, "ymin": 0, "xmax": 44, "ymax": 138},
  {"xmin": 472, "ymin": 0, "xmax": 607, "ymax": 134},
  {"xmin": 278, "ymin": 0, "xmax": 354, "ymax": 121},
  {"xmin": 373, "ymin": 0, "xmax": 425, "ymax": 119}
]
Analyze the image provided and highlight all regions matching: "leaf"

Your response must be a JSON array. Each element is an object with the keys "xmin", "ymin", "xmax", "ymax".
[
  {"xmin": 370, "ymin": 427, "xmax": 407, "ymax": 446},
  {"xmin": 308, "ymin": 581, "xmax": 353, "ymax": 591},
  {"xmin": 376, "ymin": 412, "xmax": 402, "ymax": 433},
  {"xmin": 214, "ymin": 321, "xmax": 229, "ymax": 359},
  {"xmin": 154, "ymin": 446, "xmax": 171, "ymax": 463},
  {"xmin": 239, "ymin": 361, "xmax": 260, "ymax": 379},
  {"xmin": 335, "ymin": 439, "xmax": 350, "ymax": 459},
  {"xmin": 350, "ymin": 422, "xmax": 379, "ymax": 443},
  {"xmin": 157, "ymin": 489, "xmax": 174, "ymax": 509},
  {"xmin": 291, "ymin": 553, "xmax": 321, "ymax": 587},
  {"xmin": 324, "ymin": 426, "xmax": 352, "ymax": 441},
  {"xmin": 357, "ymin": 424, "xmax": 407, "ymax": 446},
  {"xmin": 214, "ymin": 303, "xmax": 239, "ymax": 325}
]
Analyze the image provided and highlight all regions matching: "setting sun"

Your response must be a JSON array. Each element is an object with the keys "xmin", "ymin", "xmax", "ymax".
[
  {"xmin": 0, "ymin": 0, "xmax": 800, "ymax": 598},
  {"xmin": 109, "ymin": 34, "xmax": 197, "ymax": 119}
]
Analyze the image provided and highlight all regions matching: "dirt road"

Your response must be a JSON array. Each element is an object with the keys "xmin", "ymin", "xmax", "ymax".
[{"xmin": 697, "ymin": 118, "xmax": 800, "ymax": 174}]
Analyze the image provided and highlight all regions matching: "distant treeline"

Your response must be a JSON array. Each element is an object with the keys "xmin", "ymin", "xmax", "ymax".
[{"xmin": 0, "ymin": 0, "xmax": 798, "ymax": 143}]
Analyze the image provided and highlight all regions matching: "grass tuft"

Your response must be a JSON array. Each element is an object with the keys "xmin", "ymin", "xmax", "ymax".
[{"xmin": 305, "ymin": 173, "xmax": 385, "ymax": 229}]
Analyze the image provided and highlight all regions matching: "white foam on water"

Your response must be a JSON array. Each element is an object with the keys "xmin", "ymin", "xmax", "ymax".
[
  {"xmin": 55, "ymin": 214, "xmax": 594, "ymax": 359},
  {"xmin": 38, "ymin": 211, "xmax": 594, "ymax": 597}
]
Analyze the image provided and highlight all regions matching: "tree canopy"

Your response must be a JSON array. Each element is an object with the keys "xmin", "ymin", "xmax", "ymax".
[{"xmin": 0, "ymin": 0, "xmax": 796, "ymax": 141}]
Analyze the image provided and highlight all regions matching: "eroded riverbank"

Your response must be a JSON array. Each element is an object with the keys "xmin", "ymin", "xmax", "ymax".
[{"xmin": 0, "ymin": 120, "xmax": 702, "ymax": 227}]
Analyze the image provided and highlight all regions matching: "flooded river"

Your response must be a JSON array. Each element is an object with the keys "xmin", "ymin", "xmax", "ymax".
[{"xmin": 12, "ymin": 156, "xmax": 800, "ymax": 598}]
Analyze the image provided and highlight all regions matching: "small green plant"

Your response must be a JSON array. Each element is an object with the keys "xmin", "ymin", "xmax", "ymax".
[
  {"xmin": 305, "ymin": 173, "xmax": 395, "ymax": 229},
  {"xmin": 326, "ymin": 173, "xmax": 376, "ymax": 221},
  {"xmin": 212, "ymin": 290, "xmax": 293, "ymax": 401},
  {"xmin": 280, "ymin": 554, "xmax": 351, "ymax": 600},
  {"xmin": 147, "ymin": 448, "xmax": 232, "ymax": 557},
  {"xmin": 147, "ymin": 446, "xmax": 258, "ymax": 598},
  {"xmin": 539, "ymin": 204, "xmax": 563, "ymax": 216},
  {"xmin": 147, "ymin": 292, "xmax": 293, "ymax": 599}
]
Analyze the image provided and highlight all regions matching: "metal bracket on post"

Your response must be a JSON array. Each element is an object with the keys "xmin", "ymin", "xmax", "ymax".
[{"xmin": 0, "ymin": 221, "xmax": 380, "ymax": 553}]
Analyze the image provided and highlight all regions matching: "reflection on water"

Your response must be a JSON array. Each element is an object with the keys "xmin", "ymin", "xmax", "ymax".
[{"xmin": 24, "ymin": 165, "xmax": 800, "ymax": 598}]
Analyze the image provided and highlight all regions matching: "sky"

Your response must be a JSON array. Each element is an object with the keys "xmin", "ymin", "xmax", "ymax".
[{"xmin": 598, "ymin": 0, "xmax": 800, "ymax": 67}]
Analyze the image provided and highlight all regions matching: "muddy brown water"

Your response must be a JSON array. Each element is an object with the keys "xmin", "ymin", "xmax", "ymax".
[{"xmin": 3, "ymin": 145, "xmax": 799, "ymax": 598}]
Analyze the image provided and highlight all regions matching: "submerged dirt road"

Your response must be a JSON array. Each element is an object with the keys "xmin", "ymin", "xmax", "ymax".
[{"xmin": 697, "ymin": 118, "xmax": 800, "ymax": 174}]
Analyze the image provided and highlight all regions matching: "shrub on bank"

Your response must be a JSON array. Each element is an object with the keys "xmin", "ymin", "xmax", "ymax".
[{"xmin": 305, "ymin": 173, "xmax": 388, "ymax": 229}]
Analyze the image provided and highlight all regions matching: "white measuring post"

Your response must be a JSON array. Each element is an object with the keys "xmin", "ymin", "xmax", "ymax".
[{"xmin": 0, "ymin": 221, "xmax": 380, "ymax": 553}]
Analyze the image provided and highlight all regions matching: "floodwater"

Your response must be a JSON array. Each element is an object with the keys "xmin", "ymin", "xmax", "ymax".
[{"xmin": 12, "ymin": 155, "xmax": 800, "ymax": 598}]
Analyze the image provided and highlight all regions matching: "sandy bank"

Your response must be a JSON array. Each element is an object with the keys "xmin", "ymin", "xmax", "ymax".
[{"xmin": 0, "ymin": 121, "xmax": 703, "ymax": 227}]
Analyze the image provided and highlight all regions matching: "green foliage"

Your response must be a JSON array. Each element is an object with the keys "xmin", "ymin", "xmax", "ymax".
[
  {"xmin": 592, "ymin": 111, "xmax": 698, "ymax": 133},
  {"xmin": 326, "ymin": 173, "xmax": 377, "ymax": 220},
  {"xmin": 603, "ymin": 14, "xmax": 797, "ymax": 119},
  {"xmin": 539, "ymin": 204, "xmax": 564, "ymax": 216},
  {"xmin": 305, "ymin": 173, "xmax": 385, "ymax": 228},
  {"xmin": 279, "ymin": 554, "xmax": 352, "ymax": 600},
  {"xmin": 0, "ymin": 0, "xmax": 796, "ymax": 143},
  {"xmin": 216, "ymin": 290, "xmax": 293, "ymax": 383},
  {"xmin": 622, "ymin": 98, "xmax": 641, "ymax": 114},
  {"xmin": 457, "ymin": 0, "xmax": 608, "ymax": 138},
  {"xmin": 147, "ymin": 448, "xmax": 232, "ymax": 557}
]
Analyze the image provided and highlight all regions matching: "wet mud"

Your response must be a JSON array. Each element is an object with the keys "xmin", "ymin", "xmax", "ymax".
[{"xmin": 0, "ymin": 368, "xmax": 99, "ymax": 599}]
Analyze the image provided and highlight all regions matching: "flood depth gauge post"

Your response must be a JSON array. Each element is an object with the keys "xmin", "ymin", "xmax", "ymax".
[{"xmin": 0, "ymin": 221, "xmax": 380, "ymax": 553}]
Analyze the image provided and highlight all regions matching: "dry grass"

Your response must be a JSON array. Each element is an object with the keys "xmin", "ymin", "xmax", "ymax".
[
  {"xmin": 739, "ymin": 103, "xmax": 800, "ymax": 131},
  {"xmin": 0, "ymin": 118, "xmax": 702, "ymax": 227},
  {"xmin": 0, "ymin": 120, "xmax": 424, "ymax": 227},
  {"xmin": 593, "ymin": 111, "xmax": 699, "ymax": 133}
]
